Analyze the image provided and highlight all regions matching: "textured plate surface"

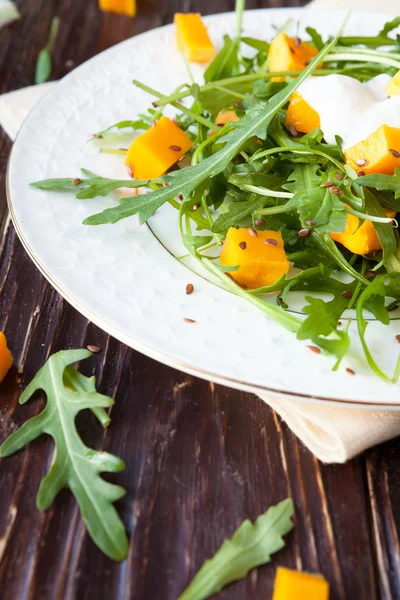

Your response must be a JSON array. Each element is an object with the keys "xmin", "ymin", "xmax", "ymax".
[{"xmin": 8, "ymin": 7, "xmax": 400, "ymax": 404}]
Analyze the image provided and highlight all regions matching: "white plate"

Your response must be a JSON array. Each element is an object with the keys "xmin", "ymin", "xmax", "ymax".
[{"xmin": 8, "ymin": 7, "xmax": 400, "ymax": 406}]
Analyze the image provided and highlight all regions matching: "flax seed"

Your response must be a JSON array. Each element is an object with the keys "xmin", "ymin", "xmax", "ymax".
[
  {"xmin": 357, "ymin": 170, "xmax": 366, "ymax": 177},
  {"xmin": 72, "ymin": 178, "xmax": 82, "ymax": 185},
  {"xmin": 342, "ymin": 290, "xmax": 353, "ymax": 298},
  {"xmin": 335, "ymin": 173, "xmax": 345, "ymax": 180},
  {"xmin": 346, "ymin": 368, "xmax": 355, "ymax": 375},
  {"xmin": 288, "ymin": 124, "xmax": 298, "ymax": 137},
  {"xmin": 239, "ymin": 241, "xmax": 247, "ymax": 250},
  {"xmin": 192, "ymin": 203, "xmax": 200, "ymax": 211},
  {"xmin": 321, "ymin": 181, "xmax": 334, "ymax": 188},
  {"xmin": 184, "ymin": 318, "xmax": 196, "ymax": 323},
  {"xmin": 389, "ymin": 148, "xmax": 400, "ymax": 158},
  {"xmin": 305, "ymin": 220, "xmax": 315, "ymax": 226},
  {"xmin": 356, "ymin": 158, "xmax": 368, "ymax": 167},
  {"xmin": 254, "ymin": 219, "xmax": 266, "ymax": 227},
  {"xmin": 295, "ymin": 37, "xmax": 302, "ymax": 46},
  {"xmin": 396, "ymin": 334, "xmax": 400, "ymax": 343},
  {"xmin": 307, "ymin": 345, "xmax": 321, "ymax": 354},
  {"xmin": 330, "ymin": 187, "xmax": 343, "ymax": 195},
  {"xmin": 248, "ymin": 228, "xmax": 258, "ymax": 237},
  {"xmin": 169, "ymin": 145, "xmax": 182, "ymax": 151},
  {"xmin": 186, "ymin": 283, "xmax": 194, "ymax": 295},
  {"xmin": 264, "ymin": 238, "xmax": 278, "ymax": 246},
  {"xmin": 298, "ymin": 229, "xmax": 310, "ymax": 237},
  {"xmin": 87, "ymin": 345, "xmax": 101, "ymax": 353}
]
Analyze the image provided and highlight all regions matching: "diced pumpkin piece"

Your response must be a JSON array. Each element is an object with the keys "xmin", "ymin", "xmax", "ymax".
[
  {"xmin": 331, "ymin": 207, "xmax": 396, "ymax": 255},
  {"xmin": 220, "ymin": 228, "xmax": 289, "ymax": 289},
  {"xmin": 344, "ymin": 125, "xmax": 400, "ymax": 176},
  {"xmin": 0, "ymin": 332, "xmax": 13, "ymax": 383},
  {"xmin": 386, "ymin": 70, "xmax": 400, "ymax": 97},
  {"xmin": 272, "ymin": 567, "xmax": 329, "ymax": 600},
  {"xmin": 216, "ymin": 108, "xmax": 240, "ymax": 126},
  {"xmin": 285, "ymin": 91, "xmax": 321, "ymax": 134},
  {"xmin": 126, "ymin": 116, "xmax": 193, "ymax": 179},
  {"xmin": 268, "ymin": 33, "xmax": 319, "ymax": 81},
  {"xmin": 98, "ymin": 0, "xmax": 136, "ymax": 17},
  {"xmin": 174, "ymin": 13, "xmax": 215, "ymax": 63}
]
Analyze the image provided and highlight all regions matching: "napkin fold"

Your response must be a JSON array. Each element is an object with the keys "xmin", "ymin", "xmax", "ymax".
[{"xmin": 2, "ymin": 0, "xmax": 400, "ymax": 463}]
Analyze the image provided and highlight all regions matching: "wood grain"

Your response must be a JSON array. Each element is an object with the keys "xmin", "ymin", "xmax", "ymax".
[{"xmin": 1, "ymin": 1, "xmax": 400, "ymax": 599}]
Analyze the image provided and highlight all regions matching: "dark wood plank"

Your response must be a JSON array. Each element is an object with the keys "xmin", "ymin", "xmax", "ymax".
[{"xmin": 1, "ymin": 1, "xmax": 400, "ymax": 599}]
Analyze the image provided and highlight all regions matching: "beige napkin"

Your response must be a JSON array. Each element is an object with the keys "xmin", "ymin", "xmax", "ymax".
[{"xmin": 2, "ymin": 0, "xmax": 400, "ymax": 463}]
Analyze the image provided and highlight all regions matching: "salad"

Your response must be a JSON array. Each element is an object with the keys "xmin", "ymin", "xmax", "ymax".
[{"xmin": 32, "ymin": 2, "xmax": 400, "ymax": 382}]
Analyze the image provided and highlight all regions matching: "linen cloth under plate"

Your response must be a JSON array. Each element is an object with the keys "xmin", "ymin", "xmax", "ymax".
[{"xmin": 1, "ymin": 0, "xmax": 400, "ymax": 463}]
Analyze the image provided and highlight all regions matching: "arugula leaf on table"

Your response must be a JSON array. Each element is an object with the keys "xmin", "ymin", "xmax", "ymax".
[
  {"xmin": 0, "ymin": 349, "xmax": 128, "ymax": 562},
  {"xmin": 283, "ymin": 165, "xmax": 346, "ymax": 233},
  {"xmin": 356, "ymin": 169, "xmax": 400, "ymax": 199},
  {"xmin": 177, "ymin": 499, "xmax": 294, "ymax": 600},
  {"xmin": 35, "ymin": 16, "xmax": 60, "ymax": 84},
  {"xmin": 82, "ymin": 38, "xmax": 339, "ymax": 227},
  {"xmin": 31, "ymin": 169, "xmax": 154, "ymax": 199}
]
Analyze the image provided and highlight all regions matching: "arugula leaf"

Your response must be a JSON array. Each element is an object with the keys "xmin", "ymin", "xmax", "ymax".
[
  {"xmin": 363, "ymin": 189, "xmax": 396, "ymax": 263},
  {"xmin": 306, "ymin": 27, "xmax": 324, "ymax": 51},
  {"xmin": 204, "ymin": 35, "xmax": 240, "ymax": 83},
  {"xmin": 178, "ymin": 498, "xmax": 294, "ymax": 600},
  {"xmin": 31, "ymin": 169, "xmax": 153, "ymax": 199},
  {"xmin": 35, "ymin": 17, "xmax": 60, "ymax": 84},
  {"xmin": 356, "ymin": 169, "xmax": 400, "ymax": 199},
  {"xmin": 241, "ymin": 37, "xmax": 270, "ymax": 52},
  {"xmin": 212, "ymin": 194, "xmax": 265, "ymax": 233},
  {"xmin": 283, "ymin": 165, "xmax": 346, "ymax": 233},
  {"xmin": 379, "ymin": 17, "xmax": 400, "ymax": 37},
  {"xmin": 83, "ymin": 38, "xmax": 339, "ymax": 226},
  {"xmin": 0, "ymin": 349, "xmax": 128, "ymax": 561},
  {"xmin": 91, "ymin": 118, "xmax": 151, "ymax": 140},
  {"xmin": 357, "ymin": 275, "xmax": 400, "ymax": 382},
  {"xmin": 297, "ymin": 295, "xmax": 349, "ymax": 340}
]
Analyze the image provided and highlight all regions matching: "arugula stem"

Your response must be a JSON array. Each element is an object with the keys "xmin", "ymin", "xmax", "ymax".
[
  {"xmin": 250, "ymin": 146, "xmax": 345, "ymax": 171},
  {"xmin": 242, "ymin": 184, "xmax": 293, "ymax": 199},
  {"xmin": 345, "ymin": 206, "xmax": 393, "ymax": 223},
  {"xmin": 235, "ymin": 0, "xmax": 245, "ymax": 39},
  {"xmin": 324, "ymin": 52, "xmax": 400, "ymax": 69},
  {"xmin": 208, "ymin": 82, "xmax": 246, "ymax": 100},
  {"xmin": 133, "ymin": 80, "xmax": 217, "ymax": 130},
  {"xmin": 311, "ymin": 232, "xmax": 370, "ymax": 285}
]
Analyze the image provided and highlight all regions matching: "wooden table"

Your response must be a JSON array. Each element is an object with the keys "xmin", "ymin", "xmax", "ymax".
[{"xmin": 1, "ymin": 1, "xmax": 399, "ymax": 598}]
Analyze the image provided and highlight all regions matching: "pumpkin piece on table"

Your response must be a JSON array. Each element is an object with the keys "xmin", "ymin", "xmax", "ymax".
[
  {"xmin": 0, "ymin": 332, "xmax": 13, "ymax": 383},
  {"xmin": 268, "ymin": 33, "xmax": 320, "ymax": 82},
  {"xmin": 174, "ymin": 13, "xmax": 215, "ymax": 63},
  {"xmin": 98, "ymin": 0, "xmax": 136, "ymax": 17},
  {"xmin": 331, "ymin": 207, "xmax": 396, "ymax": 255},
  {"xmin": 126, "ymin": 116, "xmax": 193, "ymax": 180},
  {"xmin": 220, "ymin": 228, "xmax": 289, "ymax": 290},
  {"xmin": 344, "ymin": 125, "xmax": 400, "ymax": 176},
  {"xmin": 285, "ymin": 90, "xmax": 320, "ymax": 134},
  {"xmin": 272, "ymin": 567, "xmax": 329, "ymax": 600}
]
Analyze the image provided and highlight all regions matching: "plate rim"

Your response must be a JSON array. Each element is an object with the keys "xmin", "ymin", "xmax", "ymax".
[{"xmin": 7, "ymin": 6, "xmax": 400, "ymax": 409}]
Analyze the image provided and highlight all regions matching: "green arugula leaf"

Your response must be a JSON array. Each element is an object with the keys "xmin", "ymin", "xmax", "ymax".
[
  {"xmin": 31, "ymin": 169, "xmax": 153, "ymax": 199},
  {"xmin": 357, "ymin": 275, "xmax": 400, "ymax": 382},
  {"xmin": 241, "ymin": 36, "xmax": 270, "ymax": 52},
  {"xmin": 212, "ymin": 194, "xmax": 265, "ymax": 233},
  {"xmin": 356, "ymin": 169, "xmax": 400, "ymax": 199},
  {"xmin": 178, "ymin": 498, "xmax": 294, "ymax": 600},
  {"xmin": 297, "ymin": 295, "xmax": 349, "ymax": 340},
  {"xmin": 0, "ymin": 349, "xmax": 128, "ymax": 561},
  {"xmin": 379, "ymin": 17, "xmax": 400, "ymax": 37},
  {"xmin": 204, "ymin": 35, "xmax": 240, "ymax": 83},
  {"xmin": 35, "ymin": 17, "xmax": 60, "ymax": 84},
  {"xmin": 91, "ymin": 118, "xmax": 151, "ymax": 140},
  {"xmin": 363, "ymin": 189, "xmax": 396, "ymax": 263},
  {"xmin": 83, "ymin": 38, "xmax": 339, "ymax": 226},
  {"xmin": 306, "ymin": 27, "xmax": 324, "ymax": 51},
  {"xmin": 283, "ymin": 165, "xmax": 347, "ymax": 233}
]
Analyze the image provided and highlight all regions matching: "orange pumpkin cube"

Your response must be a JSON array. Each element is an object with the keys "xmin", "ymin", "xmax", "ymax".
[
  {"xmin": 174, "ymin": 13, "xmax": 215, "ymax": 63},
  {"xmin": 220, "ymin": 228, "xmax": 289, "ymax": 289},
  {"xmin": 272, "ymin": 567, "xmax": 329, "ymax": 600},
  {"xmin": 126, "ymin": 116, "xmax": 193, "ymax": 180},
  {"xmin": 98, "ymin": 0, "xmax": 136, "ymax": 17},
  {"xmin": 0, "ymin": 332, "xmax": 13, "ymax": 383},
  {"xmin": 268, "ymin": 33, "xmax": 319, "ymax": 81},
  {"xmin": 285, "ymin": 91, "xmax": 320, "ymax": 134},
  {"xmin": 344, "ymin": 125, "xmax": 400, "ymax": 176},
  {"xmin": 216, "ymin": 108, "xmax": 240, "ymax": 126},
  {"xmin": 386, "ymin": 70, "xmax": 400, "ymax": 97},
  {"xmin": 331, "ymin": 208, "xmax": 396, "ymax": 255}
]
